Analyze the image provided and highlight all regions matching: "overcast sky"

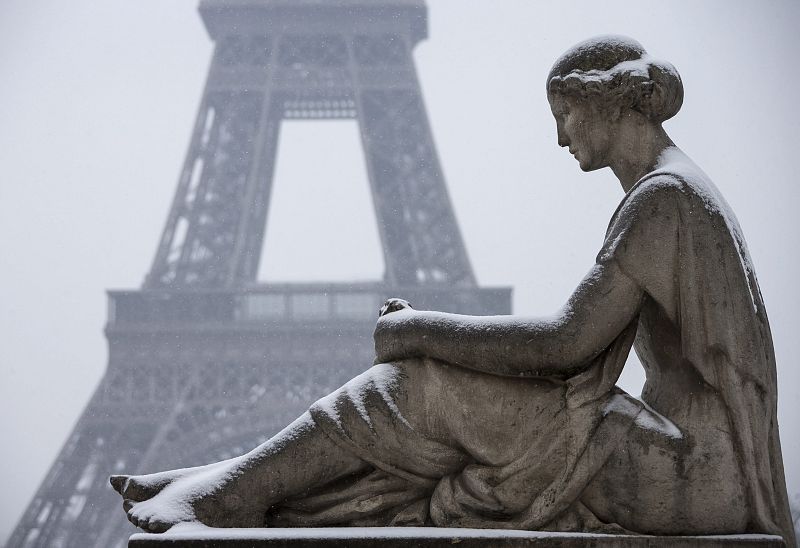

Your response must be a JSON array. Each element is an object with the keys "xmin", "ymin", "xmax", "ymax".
[{"xmin": 1, "ymin": 0, "xmax": 799, "ymax": 543}]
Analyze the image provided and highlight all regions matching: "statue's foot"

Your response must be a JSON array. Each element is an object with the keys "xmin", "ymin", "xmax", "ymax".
[
  {"xmin": 111, "ymin": 460, "xmax": 265, "ymax": 532},
  {"xmin": 111, "ymin": 467, "xmax": 193, "ymax": 504}
]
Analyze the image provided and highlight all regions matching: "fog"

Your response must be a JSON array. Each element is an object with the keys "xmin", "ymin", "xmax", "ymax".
[{"xmin": 1, "ymin": 0, "xmax": 799, "ymax": 543}]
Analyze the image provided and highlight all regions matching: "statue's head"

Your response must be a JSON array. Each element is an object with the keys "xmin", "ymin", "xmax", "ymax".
[{"xmin": 546, "ymin": 36, "xmax": 683, "ymax": 171}]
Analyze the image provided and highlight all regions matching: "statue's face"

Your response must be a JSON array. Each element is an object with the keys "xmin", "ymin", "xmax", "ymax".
[{"xmin": 548, "ymin": 93, "xmax": 613, "ymax": 172}]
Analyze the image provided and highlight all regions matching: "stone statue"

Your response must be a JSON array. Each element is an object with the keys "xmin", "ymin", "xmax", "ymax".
[{"xmin": 110, "ymin": 36, "xmax": 796, "ymax": 545}]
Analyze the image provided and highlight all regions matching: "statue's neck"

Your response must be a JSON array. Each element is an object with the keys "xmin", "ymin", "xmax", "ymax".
[{"xmin": 609, "ymin": 121, "xmax": 675, "ymax": 193}]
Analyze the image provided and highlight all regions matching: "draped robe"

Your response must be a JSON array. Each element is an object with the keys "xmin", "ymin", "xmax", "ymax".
[{"xmin": 267, "ymin": 155, "xmax": 795, "ymax": 544}]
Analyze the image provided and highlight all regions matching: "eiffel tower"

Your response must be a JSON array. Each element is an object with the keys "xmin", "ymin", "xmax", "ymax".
[{"xmin": 8, "ymin": 1, "xmax": 511, "ymax": 546}]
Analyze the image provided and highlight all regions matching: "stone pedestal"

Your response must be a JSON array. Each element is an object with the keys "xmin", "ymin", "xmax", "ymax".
[{"xmin": 128, "ymin": 527, "xmax": 785, "ymax": 547}]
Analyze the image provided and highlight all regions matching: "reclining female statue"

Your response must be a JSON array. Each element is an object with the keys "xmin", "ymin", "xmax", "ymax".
[{"xmin": 110, "ymin": 36, "xmax": 795, "ymax": 544}]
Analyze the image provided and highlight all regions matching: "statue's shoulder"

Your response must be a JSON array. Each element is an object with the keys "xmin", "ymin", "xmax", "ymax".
[
  {"xmin": 630, "ymin": 149, "xmax": 727, "ymax": 214},
  {"xmin": 631, "ymin": 172, "xmax": 686, "ymax": 200},
  {"xmin": 613, "ymin": 172, "xmax": 687, "ymax": 225},
  {"xmin": 604, "ymin": 150, "xmax": 739, "ymax": 252},
  {"xmin": 606, "ymin": 166, "xmax": 715, "ymax": 241}
]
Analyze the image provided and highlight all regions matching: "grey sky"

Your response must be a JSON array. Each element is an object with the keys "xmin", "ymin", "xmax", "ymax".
[{"xmin": 1, "ymin": 0, "xmax": 799, "ymax": 543}]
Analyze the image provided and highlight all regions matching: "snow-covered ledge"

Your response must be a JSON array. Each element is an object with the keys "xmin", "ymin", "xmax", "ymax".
[{"xmin": 128, "ymin": 524, "xmax": 786, "ymax": 547}]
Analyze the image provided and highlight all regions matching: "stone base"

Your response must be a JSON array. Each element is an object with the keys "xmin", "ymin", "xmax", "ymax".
[{"xmin": 128, "ymin": 526, "xmax": 786, "ymax": 547}]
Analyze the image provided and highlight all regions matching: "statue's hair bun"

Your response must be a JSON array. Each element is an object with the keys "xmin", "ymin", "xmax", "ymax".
[{"xmin": 547, "ymin": 35, "xmax": 684, "ymax": 123}]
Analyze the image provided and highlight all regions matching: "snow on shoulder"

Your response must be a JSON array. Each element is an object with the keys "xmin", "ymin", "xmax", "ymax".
[{"xmin": 644, "ymin": 147, "xmax": 760, "ymax": 313}]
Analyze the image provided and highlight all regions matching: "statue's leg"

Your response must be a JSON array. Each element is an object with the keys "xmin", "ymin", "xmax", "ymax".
[
  {"xmin": 113, "ymin": 359, "xmax": 561, "ymax": 532},
  {"xmin": 111, "ymin": 412, "xmax": 367, "ymax": 532}
]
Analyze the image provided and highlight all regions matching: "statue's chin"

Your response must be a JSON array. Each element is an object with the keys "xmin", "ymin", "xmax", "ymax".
[{"xmin": 576, "ymin": 157, "xmax": 604, "ymax": 172}]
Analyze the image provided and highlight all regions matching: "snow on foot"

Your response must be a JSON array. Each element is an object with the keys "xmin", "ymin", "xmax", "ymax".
[
  {"xmin": 114, "ymin": 459, "xmax": 264, "ymax": 532},
  {"xmin": 125, "ymin": 483, "xmax": 196, "ymax": 533},
  {"xmin": 111, "ymin": 467, "xmax": 193, "ymax": 503}
]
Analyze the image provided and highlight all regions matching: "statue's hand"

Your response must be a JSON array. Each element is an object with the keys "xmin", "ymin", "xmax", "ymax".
[
  {"xmin": 379, "ymin": 297, "xmax": 413, "ymax": 317},
  {"xmin": 374, "ymin": 299, "xmax": 416, "ymax": 364}
]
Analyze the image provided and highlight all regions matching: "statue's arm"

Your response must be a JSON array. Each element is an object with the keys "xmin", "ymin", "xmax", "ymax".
[{"xmin": 374, "ymin": 260, "xmax": 643, "ymax": 377}]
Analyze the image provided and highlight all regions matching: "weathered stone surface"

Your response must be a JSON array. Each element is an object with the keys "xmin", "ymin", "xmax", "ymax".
[
  {"xmin": 110, "ymin": 35, "xmax": 796, "ymax": 547},
  {"xmin": 128, "ymin": 528, "xmax": 785, "ymax": 548}
]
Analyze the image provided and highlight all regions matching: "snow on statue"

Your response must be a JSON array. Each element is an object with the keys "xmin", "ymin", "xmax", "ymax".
[{"xmin": 109, "ymin": 36, "xmax": 795, "ymax": 545}]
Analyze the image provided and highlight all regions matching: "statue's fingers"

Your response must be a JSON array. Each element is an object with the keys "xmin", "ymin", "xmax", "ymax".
[
  {"xmin": 379, "ymin": 298, "xmax": 412, "ymax": 317},
  {"xmin": 123, "ymin": 499, "xmax": 135, "ymax": 513},
  {"xmin": 379, "ymin": 299, "xmax": 396, "ymax": 316},
  {"xmin": 390, "ymin": 298, "xmax": 411, "ymax": 311}
]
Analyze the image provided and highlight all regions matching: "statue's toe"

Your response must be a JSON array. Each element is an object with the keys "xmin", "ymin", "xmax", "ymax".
[
  {"xmin": 115, "ymin": 474, "xmax": 166, "ymax": 501},
  {"xmin": 110, "ymin": 475, "xmax": 128, "ymax": 494},
  {"xmin": 145, "ymin": 518, "xmax": 172, "ymax": 534}
]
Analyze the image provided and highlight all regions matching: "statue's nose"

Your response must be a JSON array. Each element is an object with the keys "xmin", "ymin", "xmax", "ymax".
[{"xmin": 556, "ymin": 125, "xmax": 569, "ymax": 148}]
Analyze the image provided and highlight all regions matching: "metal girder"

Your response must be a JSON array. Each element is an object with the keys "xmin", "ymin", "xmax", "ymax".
[
  {"xmin": 145, "ymin": 0, "xmax": 476, "ymax": 289},
  {"xmin": 8, "ymin": 326, "xmax": 378, "ymax": 548},
  {"xmin": 8, "ymin": 2, "xmax": 512, "ymax": 546},
  {"xmin": 358, "ymin": 88, "xmax": 475, "ymax": 286}
]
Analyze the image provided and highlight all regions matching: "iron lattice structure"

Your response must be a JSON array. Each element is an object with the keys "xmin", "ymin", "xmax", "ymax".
[{"xmin": 8, "ymin": 2, "xmax": 511, "ymax": 546}]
